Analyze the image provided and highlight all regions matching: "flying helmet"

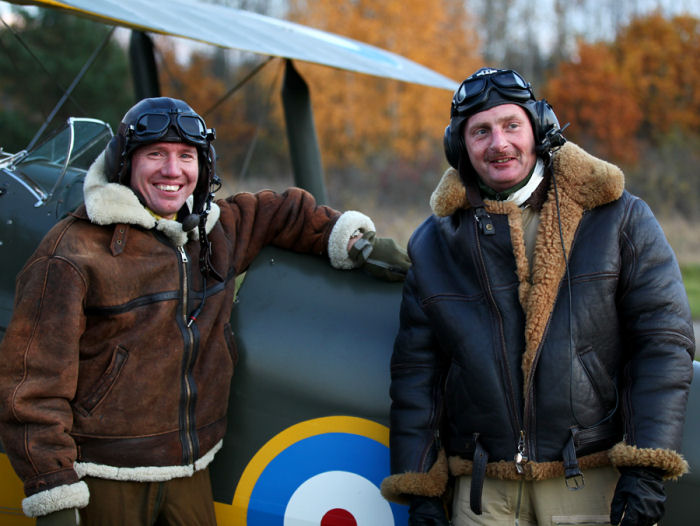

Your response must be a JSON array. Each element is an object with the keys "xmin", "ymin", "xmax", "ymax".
[
  {"xmin": 443, "ymin": 67, "xmax": 566, "ymax": 171},
  {"xmin": 104, "ymin": 97, "xmax": 218, "ymax": 224}
]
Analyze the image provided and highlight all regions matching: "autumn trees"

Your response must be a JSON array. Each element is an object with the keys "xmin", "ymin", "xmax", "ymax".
[
  {"xmin": 1, "ymin": 2, "xmax": 698, "ymax": 223},
  {"xmin": 285, "ymin": 0, "xmax": 480, "ymax": 208},
  {"xmin": 545, "ymin": 13, "xmax": 700, "ymax": 216}
]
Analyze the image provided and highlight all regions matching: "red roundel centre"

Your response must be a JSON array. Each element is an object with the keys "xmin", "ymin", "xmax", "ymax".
[{"xmin": 321, "ymin": 508, "xmax": 358, "ymax": 526}]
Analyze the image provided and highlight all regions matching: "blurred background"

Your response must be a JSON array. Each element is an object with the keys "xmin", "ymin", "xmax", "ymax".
[{"xmin": 0, "ymin": 0, "xmax": 698, "ymax": 320}]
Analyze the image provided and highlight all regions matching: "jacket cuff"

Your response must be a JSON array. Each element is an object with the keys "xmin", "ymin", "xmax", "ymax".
[
  {"xmin": 22, "ymin": 481, "xmax": 89, "ymax": 518},
  {"xmin": 327, "ymin": 211, "xmax": 375, "ymax": 269},
  {"xmin": 609, "ymin": 441, "xmax": 689, "ymax": 480},
  {"xmin": 380, "ymin": 449, "xmax": 448, "ymax": 505}
]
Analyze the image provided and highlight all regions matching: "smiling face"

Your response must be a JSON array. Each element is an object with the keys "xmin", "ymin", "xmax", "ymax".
[
  {"xmin": 463, "ymin": 103, "xmax": 536, "ymax": 193},
  {"xmin": 129, "ymin": 142, "xmax": 199, "ymax": 219}
]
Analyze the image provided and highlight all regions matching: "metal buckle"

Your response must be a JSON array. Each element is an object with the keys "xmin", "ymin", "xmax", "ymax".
[{"xmin": 565, "ymin": 473, "xmax": 585, "ymax": 491}]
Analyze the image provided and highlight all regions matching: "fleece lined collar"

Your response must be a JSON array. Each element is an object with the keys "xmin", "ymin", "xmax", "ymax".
[
  {"xmin": 430, "ymin": 142, "xmax": 625, "ymax": 217},
  {"xmin": 83, "ymin": 151, "xmax": 220, "ymax": 247}
]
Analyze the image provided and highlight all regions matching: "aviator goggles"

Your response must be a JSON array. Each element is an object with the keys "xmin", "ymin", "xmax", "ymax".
[
  {"xmin": 451, "ymin": 68, "xmax": 535, "ymax": 117},
  {"xmin": 128, "ymin": 111, "xmax": 215, "ymax": 146}
]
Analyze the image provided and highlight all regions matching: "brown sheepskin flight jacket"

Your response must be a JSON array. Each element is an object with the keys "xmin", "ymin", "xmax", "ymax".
[{"xmin": 0, "ymin": 152, "xmax": 374, "ymax": 517}]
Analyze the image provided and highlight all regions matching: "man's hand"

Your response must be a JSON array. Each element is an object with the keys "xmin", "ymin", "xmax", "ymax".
[
  {"xmin": 349, "ymin": 231, "xmax": 411, "ymax": 282},
  {"xmin": 610, "ymin": 467, "xmax": 666, "ymax": 526},
  {"xmin": 36, "ymin": 508, "xmax": 80, "ymax": 526},
  {"xmin": 409, "ymin": 496, "xmax": 450, "ymax": 525}
]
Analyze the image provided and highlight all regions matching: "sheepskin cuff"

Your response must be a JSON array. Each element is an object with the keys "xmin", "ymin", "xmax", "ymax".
[
  {"xmin": 327, "ymin": 211, "xmax": 375, "ymax": 269},
  {"xmin": 380, "ymin": 449, "xmax": 448, "ymax": 505},
  {"xmin": 609, "ymin": 441, "xmax": 689, "ymax": 480},
  {"xmin": 22, "ymin": 481, "xmax": 89, "ymax": 518}
]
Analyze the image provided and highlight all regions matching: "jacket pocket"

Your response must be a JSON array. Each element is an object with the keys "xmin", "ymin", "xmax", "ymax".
[
  {"xmin": 571, "ymin": 346, "xmax": 617, "ymax": 427},
  {"xmin": 74, "ymin": 346, "xmax": 129, "ymax": 417},
  {"xmin": 224, "ymin": 323, "xmax": 239, "ymax": 367},
  {"xmin": 577, "ymin": 346, "xmax": 616, "ymax": 403}
]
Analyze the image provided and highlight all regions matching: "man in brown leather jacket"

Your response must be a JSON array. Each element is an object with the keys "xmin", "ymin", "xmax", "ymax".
[{"xmin": 0, "ymin": 97, "xmax": 408, "ymax": 525}]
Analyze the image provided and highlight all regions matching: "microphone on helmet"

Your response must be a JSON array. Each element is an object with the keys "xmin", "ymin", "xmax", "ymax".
[{"xmin": 181, "ymin": 213, "xmax": 200, "ymax": 232}]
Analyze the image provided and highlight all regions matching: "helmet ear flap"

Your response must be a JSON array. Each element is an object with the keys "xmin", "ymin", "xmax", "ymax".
[
  {"xmin": 191, "ymin": 143, "xmax": 218, "ymax": 215},
  {"xmin": 443, "ymin": 125, "xmax": 462, "ymax": 169},
  {"xmin": 532, "ymin": 99, "xmax": 566, "ymax": 157},
  {"xmin": 104, "ymin": 133, "xmax": 127, "ymax": 184}
]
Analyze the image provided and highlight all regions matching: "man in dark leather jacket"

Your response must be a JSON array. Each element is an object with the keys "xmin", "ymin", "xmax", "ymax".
[
  {"xmin": 0, "ymin": 97, "xmax": 409, "ymax": 526},
  {"xmin": 381, "ymin": 68, "xmax": 695, "ymax": 526}
]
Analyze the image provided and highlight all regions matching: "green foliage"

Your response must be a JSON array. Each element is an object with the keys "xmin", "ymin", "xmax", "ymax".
[
  {"xmin": 0, "ymin": 7, "xmax": 133, "ymax": 152},
  {"xmin": 681, "ymin": 264, "xmax": 700, "ymax": 320},
  {"xmin": 624, "ymin": 129, "xmax": 700, "ymax": 219}
]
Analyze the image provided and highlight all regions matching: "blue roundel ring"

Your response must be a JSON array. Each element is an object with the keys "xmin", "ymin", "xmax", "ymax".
[{"xmin": 231, "ymin": 416, "xmax": 408, "ymax": 525}]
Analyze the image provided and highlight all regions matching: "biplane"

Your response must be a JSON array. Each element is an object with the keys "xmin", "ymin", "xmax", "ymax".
[{"xmin": 0, "ymin": 1, "xmax": 696, "ymax": 525}]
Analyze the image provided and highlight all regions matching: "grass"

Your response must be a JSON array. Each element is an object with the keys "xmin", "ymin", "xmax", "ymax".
[{"xmin": 681, "ymin": 264, "xmax": 700, "ymax": 320}]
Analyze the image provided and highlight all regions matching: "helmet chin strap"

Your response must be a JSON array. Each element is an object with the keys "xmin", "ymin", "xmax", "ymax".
[
  {"xmin": 197, "ymin": 197, "xmax": 223, "ymax": 282},
  {"xmin": 185, "ymin": 197, "xmax": 222, "ymax": 328}
]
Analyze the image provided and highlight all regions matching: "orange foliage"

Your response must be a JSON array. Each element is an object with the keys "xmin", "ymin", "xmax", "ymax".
[
  {"xmin": 155, "ymin": 41, "xmax": 286, "ymax": 182},
  {"xmin": 546, "ymin": 42, "xmax": 642, "ymax": 164},
  {"xmin": 286, "ymin": 0, "xmax": 481, "ymax": 174},
  {"xmin": 545, "ymin": 13, "xmax": 700, "ymax": 165},
  {"xmin": 617, "ymin": 13, "xmax": 700, "ymax": 136}
]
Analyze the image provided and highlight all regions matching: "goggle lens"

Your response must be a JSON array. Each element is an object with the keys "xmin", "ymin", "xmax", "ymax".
[
  {"xmin": 455, "ymin": 78, "xmax": 486, "ymax": 105},
  {"xmin": 177, "ymin": 115, "xmax": 207, "ymax": 139},
  {"xmin": 491, "ymin": 70, "xmax": 529, "ymax": 90},
  {"xmin": 134, "ymin": 113, "xmax": 170, "ymax": 136}
]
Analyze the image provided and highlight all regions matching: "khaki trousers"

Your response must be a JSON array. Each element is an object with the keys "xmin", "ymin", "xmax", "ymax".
[
  {"xmin": 452, "ymin": 466, "xmax": 619, "ymax": 526},
  {"xmin": 79, "ymin": 467, "xmax": 217, "ymax": 526}
]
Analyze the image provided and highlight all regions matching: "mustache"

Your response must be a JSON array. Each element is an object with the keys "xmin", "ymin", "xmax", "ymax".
[{"xmin": 485, "ymin": 150, "xmax": 519, "ymax": 162}]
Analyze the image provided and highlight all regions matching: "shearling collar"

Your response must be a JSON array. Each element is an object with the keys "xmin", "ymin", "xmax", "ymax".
[
  {"xmin": 429, "ymin": 142, "xmax": 625, "ymax": 217},
  {"xmin": 83, "ymin": 151, "xmax": 220, "ymax": 247}
]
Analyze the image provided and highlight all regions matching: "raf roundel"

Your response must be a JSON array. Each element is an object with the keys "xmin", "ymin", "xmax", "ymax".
[{"xmin": 231, "ymin": 416, "xmax": 409, "ymax": 525}]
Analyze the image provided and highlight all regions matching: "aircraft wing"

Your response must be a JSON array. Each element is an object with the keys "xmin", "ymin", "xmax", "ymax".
[{"xmin": 5, "ymin": 0, "xmax": 459, "ymax": 90}]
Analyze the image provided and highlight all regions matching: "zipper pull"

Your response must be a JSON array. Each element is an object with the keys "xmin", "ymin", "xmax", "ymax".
[
  {"xmin": 515, "ymin": 430, "xmax": 528, "ymax": 474},
  {"xmin": 178, "ymin": 246, "xmax": 188, "ymax": 263}
]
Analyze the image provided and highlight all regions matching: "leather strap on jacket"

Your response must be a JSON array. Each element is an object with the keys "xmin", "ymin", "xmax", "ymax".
[
  {"xmin": 470, "ymin": 434, "xmax": 488, "ymax": 515},
  {"xmin": 563, "ymin": 430, "xmax": 585, "ymax": 490},
  {"xmin": 110, "ymin": 224, "xmax": 128, "ymax": 256},
  {"xmin": 461, "ymin": 160, "xmax": 496, "ymax": 237}
]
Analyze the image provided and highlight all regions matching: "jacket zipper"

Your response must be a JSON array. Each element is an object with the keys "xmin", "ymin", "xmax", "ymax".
[
  {"xmin": 177, "ymin": 245, "xmax": 198, "ymax": 465},
  {"xmin": 472, "ymin": 213, "xmax": 524, "ymax": 468},
  {"xmin": 521, "ymin": 313, "xmax": 554, "ymax": 467},
  {"xmin": 521, "ymin": 218, "xmax": 583, "ymax": 466},
  {"xmin": 516, "ymin": 253, "xmax": 561, "ymax": 470}
]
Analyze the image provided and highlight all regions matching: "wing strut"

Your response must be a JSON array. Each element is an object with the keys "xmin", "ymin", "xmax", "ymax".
[
  {"xmin": 281, "ymin": 60, "xmax": 327, "ymax": 204},
  {"xmin": 129, "ymin": 31, "xmax": 161, "ymax": 100}
]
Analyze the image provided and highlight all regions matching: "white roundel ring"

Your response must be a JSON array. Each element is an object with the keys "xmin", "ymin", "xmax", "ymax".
[{"xmin": 284, "ymin": 471, "xmax": 394, "ymax": 525}]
